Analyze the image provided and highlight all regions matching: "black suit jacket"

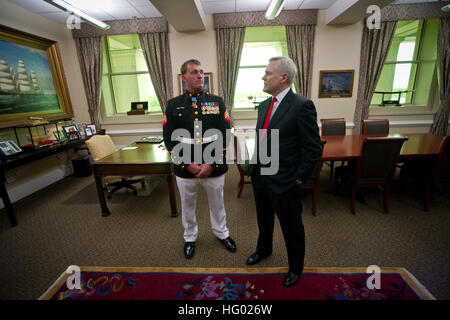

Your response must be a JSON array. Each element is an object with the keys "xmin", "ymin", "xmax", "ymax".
[{"xmin": 249, "ymin": 89, "xmax": 322, "ymax": 194}]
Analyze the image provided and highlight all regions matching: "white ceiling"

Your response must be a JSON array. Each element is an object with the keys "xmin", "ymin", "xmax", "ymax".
[{"xmin": 6, "ymin": 0, "xmax": 443, "ymax": 24}]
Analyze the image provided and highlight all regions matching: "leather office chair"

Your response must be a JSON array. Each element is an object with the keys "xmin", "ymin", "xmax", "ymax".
[
  {"xmin": 234, "ymin": 135, "xmax": 251, "ymax": 198},
  {"xmin": 335, "ymin": 136, "xmax": 408, "ymax": 214},
  {"xmin": 320, "ymin": 118, "xmax": 346, "ymax": 181},
  {"xmin": 424, "ymin": 136, "xmax": 450, "ymax": 211},
  {"xmin": 363, "ymin": 119, "xmax": 389, "ymax": 135},
  {"xmin": 85, "ymin": 135, "xmax": 144, "ymax": 199},
  {"xmin": 302, "ymin": 140, "xmax": 326, "ymax": 216}
]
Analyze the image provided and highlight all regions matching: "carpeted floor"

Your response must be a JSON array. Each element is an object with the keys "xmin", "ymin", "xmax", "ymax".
[{"xmin": 0, "ymin": 165, "xmax": 449, "ymax": 300}]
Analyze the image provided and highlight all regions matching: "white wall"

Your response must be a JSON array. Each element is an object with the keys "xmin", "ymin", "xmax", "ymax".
[{"xmin": 311, "ymin": 10, "xmax": 363, "ymax": 126}]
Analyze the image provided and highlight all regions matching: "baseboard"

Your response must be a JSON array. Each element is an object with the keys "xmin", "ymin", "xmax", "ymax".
[{"xmin": 0, "ymin": 167, "xmax": 69, "ymax": 209}]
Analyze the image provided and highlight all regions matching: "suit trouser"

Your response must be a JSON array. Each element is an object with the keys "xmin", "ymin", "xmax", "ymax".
[
  {"xmin": 251, "ymin": 175, "xmax": 305, "ymax": 274},
  {"xmin": 176, "ymin": 175, "xmax": 229, "ymax": 242}
]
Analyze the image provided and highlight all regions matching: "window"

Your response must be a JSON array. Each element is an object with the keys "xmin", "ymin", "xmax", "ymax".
[
  {"xmin": 371, "ymin": 19, "xmax": 438, "ymax": 107},
  {"xmin": 234, "ymin": 26, "xmax": 289, "ymax": 109},
  {"xmin": 101, "ymin": 34, "xmax": 161, "ymax": 116}
]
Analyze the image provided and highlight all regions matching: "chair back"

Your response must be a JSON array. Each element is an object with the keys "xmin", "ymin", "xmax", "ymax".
[
  {"xmin": 304, "ymin": 140, "xmax": 326, "ymax": 187},
  {"xmin": 85, "ymin": 135, "xmax": 117, "ymax": 161},
  {"xmin": 434, "ymin": 136, "xmax": 450, "ymax": 181},
  {"xmin": 363, "ymin": 119, "xmax": 389, "ymax": 135},
  {"xmin": 320, "ymin": 118, "xmax": 346, "ymax": 136},
  {"xmin": 356, "ymin": 137, "xmax": 407, "ymax": 185}
]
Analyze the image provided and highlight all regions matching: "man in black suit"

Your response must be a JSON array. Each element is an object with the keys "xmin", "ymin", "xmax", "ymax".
[{"xmin": 246, "ymin": 56, "xmax": 322, "ymax": 287}]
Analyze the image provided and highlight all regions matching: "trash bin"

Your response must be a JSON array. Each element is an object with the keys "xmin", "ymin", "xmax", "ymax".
[{"xmin": 72, "ymin": 150, "xmax": 92, "ymax": 177}]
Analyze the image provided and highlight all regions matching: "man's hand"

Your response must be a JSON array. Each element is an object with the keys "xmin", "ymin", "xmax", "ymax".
[
  {"xmin": 196, "ymin": 164, "xmax": 214, "ymax": 178},
  {"xmin": 186, "ymin": 163, "xmax": 201, "ymax": 176}
]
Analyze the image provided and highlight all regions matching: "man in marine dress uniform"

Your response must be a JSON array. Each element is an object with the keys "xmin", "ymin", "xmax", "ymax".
[{"xmin": 163, "ymin": 59, "xmax": 237, "ymax": 259}]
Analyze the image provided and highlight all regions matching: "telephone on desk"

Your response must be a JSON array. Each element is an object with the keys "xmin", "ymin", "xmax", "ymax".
[{"xmin": 0, "ymin": 140, "xmax": 22, "ymax": 157}]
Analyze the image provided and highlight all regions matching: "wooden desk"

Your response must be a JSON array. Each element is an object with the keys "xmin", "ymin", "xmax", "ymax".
[
  {"xmin": 321, "ymin": 134, "xmax": 445, "ymax": 161},
  {"xmin": 0, "ymin": 139, "xmax": 88, "ymax": 227},
  {"xmin": 92, "ymin": 142, "xmax": 178, "ymax": 217}
]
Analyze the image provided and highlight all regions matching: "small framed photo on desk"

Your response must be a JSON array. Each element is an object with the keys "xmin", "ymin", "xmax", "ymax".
[
  {"xmin": 87, "ymin": 124, "xmax": 96, "ymax": 135},
  {"xmin": 62, "ymin": 125, "xmax": 80, "ymax": 141},
  {"xmin": 84, "ymin": 127, "xmax": 93, "ymax": 137}
]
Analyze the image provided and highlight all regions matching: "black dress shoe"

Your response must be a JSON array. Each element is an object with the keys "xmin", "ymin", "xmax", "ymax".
[
  {"xmin": 246, "ymin": 252, "xmax": 270, "ymax": 265},
  {"xmin": 283, "ymin": 272, "xmax": 300, "ymax": 288},
  {"xmin": 184, "ymin": 242, "xmax": 195, "ymax": 259},
  {"xmin": 219, "ymin": 237, "xmax": 237, "ymax": 252}
]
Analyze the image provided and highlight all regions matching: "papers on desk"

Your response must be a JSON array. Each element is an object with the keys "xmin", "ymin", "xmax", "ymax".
[{"xmin": 121, "ymin": 146, "xmax": 138, "ymax": 150}]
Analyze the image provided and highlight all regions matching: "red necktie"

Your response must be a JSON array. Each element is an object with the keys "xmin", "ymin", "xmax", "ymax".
[{"xmin": 260, "ymin": 97, "xmax": 277, "ymax": 139}]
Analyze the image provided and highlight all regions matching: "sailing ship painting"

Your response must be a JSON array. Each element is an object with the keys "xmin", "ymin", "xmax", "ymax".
[
  {"xmin": 0, "ymin": 39, "xmax": 60, "ymax": 115},
  {"xmin": 319, "ymin": 70, "xmax": 354, "ymax": 98}
]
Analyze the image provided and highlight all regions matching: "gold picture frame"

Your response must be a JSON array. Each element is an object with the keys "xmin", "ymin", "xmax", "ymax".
[
  {"xmin": 0, "ymin": 24, "xmax": 74, "ymax": 128},
  {"xmin": 178, "ymin": 72, "xmax": 213, "ymax": 95},
  {"xmin": 318, "ymin": 70, "xmax": 354, "ymax": 98}
]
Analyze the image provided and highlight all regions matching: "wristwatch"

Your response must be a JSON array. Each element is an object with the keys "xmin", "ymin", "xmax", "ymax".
[{"xmin": 296, "ymin": 179, "xmax": 302, "ymax": 185}]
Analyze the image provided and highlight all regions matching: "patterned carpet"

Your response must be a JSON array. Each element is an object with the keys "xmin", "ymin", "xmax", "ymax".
[
  {"xmin": 40, "ymin": 266, "xmax": 435, "ymax": 300},
  {"xmin": 0, "ymin": 165, "xmax": 449, "ymax": 300}
]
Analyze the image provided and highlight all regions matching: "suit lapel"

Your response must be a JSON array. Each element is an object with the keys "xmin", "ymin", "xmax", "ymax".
[
  {"xmin": 267, "ymin": 89, "xmax": 295, "ymax": 129},
  {"xmin": 256, "ymin": 98, "xmax": 271, "ymax": 130}
]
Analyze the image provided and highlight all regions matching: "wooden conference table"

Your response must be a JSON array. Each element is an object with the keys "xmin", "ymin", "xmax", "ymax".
[
  {"xmin": 91, "ymin": 142, "xmax": 178, "ymax": 217},
  {"xmin": 321, "ymin": 133, "xmax": 445, "ymax": 161},
  {"xmin": 245, "ymin": 133, "xmax": 445, "ymax": 166}
]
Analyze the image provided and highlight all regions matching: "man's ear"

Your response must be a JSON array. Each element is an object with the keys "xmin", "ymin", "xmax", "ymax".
[
  {"xmin": 281, "ymin": 73, "xmax": 289, "ymax": 84},
  {"xmin": 181, "ymin": 74, "xmax": 186, "ymax": 82}
]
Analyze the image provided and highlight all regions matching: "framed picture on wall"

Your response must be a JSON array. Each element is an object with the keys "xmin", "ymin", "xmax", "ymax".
[
  {"xmin": 178, "ymin": 72, "xmax": 213, "ymax": 95},
  {"xmin": 0, "ymin": 25, "xmax": 74, "ymax": 128},
  {"xmin": 318, "ymin": 70, "xmax": 354, "ymax": 98}
]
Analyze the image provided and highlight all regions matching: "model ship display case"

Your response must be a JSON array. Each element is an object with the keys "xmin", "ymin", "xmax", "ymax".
[{"xmin": 14, "ymin": 122, "xmax": 62, "ymax": 149}]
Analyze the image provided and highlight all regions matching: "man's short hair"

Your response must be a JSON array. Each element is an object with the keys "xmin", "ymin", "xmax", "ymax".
[
  {"xmin": 181, "ymin": 59, "xmax": 201, "ymax": 75},
  {"xmin": 269, "ymin": 56, "xmax": 297, "ymax": 84}
]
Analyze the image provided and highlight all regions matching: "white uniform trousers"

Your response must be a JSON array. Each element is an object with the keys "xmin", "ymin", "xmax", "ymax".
[{"xmin": 176, "ymin": 175, "xmax": 229, "ymax": 242}]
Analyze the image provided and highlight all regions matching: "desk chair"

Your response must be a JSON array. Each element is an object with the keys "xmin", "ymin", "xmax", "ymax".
[
  {"xmin": 302, "ymin": 140, "xmax": 326, "ymax": 216},
  {"xmin": 234, "ymin": 135, "xmax": 251, "ymax": 198},
  {"xmin": 424, "ymin": 136, "xmax": 450, "ymax": 211},
  {"xmin": 363, "ymin": 119, "xmax": 389, "ymax": 135},
  {"xmin": 85, "ymin": 135, "xmax": 144, "ymax": 199},
  {"xmin": 320, "ymin": 118, "xmax": 346, "ymax": 181},
  {"xmin": 335, "ymin": 136, "xmax": 408, "ymax": 214}
]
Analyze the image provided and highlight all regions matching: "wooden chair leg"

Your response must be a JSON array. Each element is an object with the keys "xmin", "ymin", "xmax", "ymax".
[
  {"xmin": 237, "ymin": 183, "xmax": 244, "ymax": 198},
  {"xmin": 329, "ymin": 161, "xmax": 335, "ymax": 180}
]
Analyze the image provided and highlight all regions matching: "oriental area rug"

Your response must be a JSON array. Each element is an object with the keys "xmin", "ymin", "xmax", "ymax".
[{"xmin": 39, "ymin": 266, "xmax": 435, "ymax": 300}]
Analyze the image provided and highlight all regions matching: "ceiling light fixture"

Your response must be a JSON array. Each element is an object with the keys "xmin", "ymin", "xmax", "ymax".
[
  {"xmin": 264, "ymin": 0, "xmax": 287, "ymax": 20},
  {"xmin": 44, "ymin": 0, "xmax": 111, "ymax": 30}
]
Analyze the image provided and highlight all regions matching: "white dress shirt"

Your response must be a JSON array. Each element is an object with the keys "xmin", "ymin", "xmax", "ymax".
[{"xmin": 269, "ymin": 86, "xmax": 291, "ymax": 120}]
